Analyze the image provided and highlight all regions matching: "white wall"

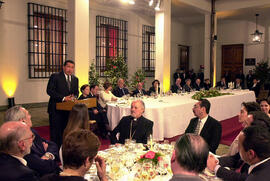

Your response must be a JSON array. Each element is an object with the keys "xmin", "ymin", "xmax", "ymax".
[
  {"xmin": 0, "ymin": 0, "xmax": 68, "ymax": 106},
  {"xmin": 216, "ymin": 20, "xmax": 267, "ymax": 80}
]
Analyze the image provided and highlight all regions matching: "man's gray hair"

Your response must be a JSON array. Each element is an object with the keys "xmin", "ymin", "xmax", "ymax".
[
  {"xmin": 133, "ymin": 99, "xmax": 145, "ymax": 110},
  {"xmin": 0, "ymin": 122, "xmax": 27, "ymax": 154},
  {"xmin": 4, "ymin": 106, "xmax": 26, "ymax": 122}
]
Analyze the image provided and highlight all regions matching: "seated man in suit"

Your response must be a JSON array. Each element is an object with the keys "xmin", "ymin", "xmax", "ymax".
[
  {"xmin": 250, "ymin": 77, "xmax": 260, "ymax": 97},
  {"xmin": 170, "ymin": 134, "xmax": 209, "ymax": 181},
  {"xmin": 89, "ymin": 84, "xmax": 110, "ymax": 138},
  {"xmin": 0, "ymin": 121, "xmax": 39, "ymax": 181},
  {"xmin": 111, "ymin": 100, "xmax": 153, "ymax": 144},
  {"xmin": 204, "ymin": 78, "xmax": 211, "ymax": 90},
  {"xmin": 234, "ymin": 78, "xmax": 243, "ymax": 89},
  {"xmin": 193, "ymin": 78, "xmax": 203, "ymax": 91},
  {"xmin": 216, "ymin": 77, "xmax": 228, "ymax": 89},
  {"xmin": 112, "ymin": 78, "xmax": 129, "ymax": 97},
  {"xmin": 132, "ymin": 82, "xmax": 147, "ymax": 96},
  {"xmin": 238, "ymin": 126, "xmax": 270, "ymax": 181},
  {"xmin": 4, "ymin": 106, "xmax": 60, "ymax": 177},
  {"xmin": 41, "ymin": 130, "xmax": 107, "ymax": 181},
  {"xmin": 185, "ymin": 99, "xmax": 222, "ymax": 153},
  {"xmin": 171, "ymin": 78, "xmax": 183, "ymax": 93}
]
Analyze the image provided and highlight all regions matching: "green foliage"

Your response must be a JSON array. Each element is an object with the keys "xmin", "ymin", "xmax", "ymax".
[
  {"xmin": 88, "ymin": 62, "xmax": 100, "ymax": 86},
  {"xmin": 130, "ymin": 69, "xmax": 146, "ymax": 89},
  {"xmin": 192, "ymin": 89, "xmax": 233, "ymax": 100},
  {"xmin": 253, "ymin": 61, "xmax": 270, "ymax": 84},
  {"xmin": 104, "ymin": 56, "xmax": 128, "ymax": 88}
]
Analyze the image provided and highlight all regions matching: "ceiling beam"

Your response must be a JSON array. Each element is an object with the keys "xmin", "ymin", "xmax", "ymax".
[
  {"xmin": 216, "ymin": 0, "xmax": 270, "ymax": 12},
  {"xmin": 176, "ymin": 0, "xmax": 211, "ymax": 13}
]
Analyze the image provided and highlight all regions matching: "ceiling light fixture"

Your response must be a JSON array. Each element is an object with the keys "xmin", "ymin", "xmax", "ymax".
[
  {"xmin": 251, "ymin": 14, "xmax": 263, "ymax": 43},
  {"xmin": 155, "ymin": 0, "xmax": 160, "ymax": 11},
  {"xmin": 149, "ymin": 0, "xmax": 154, "ymax": 7}
]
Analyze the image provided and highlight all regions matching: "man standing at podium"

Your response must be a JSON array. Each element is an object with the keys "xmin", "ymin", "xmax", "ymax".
[{"xmin": 47, "ymin": 60, "xmax": 79, "ymax": 147}]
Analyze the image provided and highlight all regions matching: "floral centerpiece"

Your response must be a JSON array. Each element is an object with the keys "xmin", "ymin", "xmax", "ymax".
[
  {"xmin": 104, "ymin": 56, "xmax": 128, "ymax": 88},
  {"xmin": 138, "ymin": 151, "xmax": 162, "ymax": 165},
  {"xmin": 192, "ymin": 89, "xmax": 233, "ymax": 100}
]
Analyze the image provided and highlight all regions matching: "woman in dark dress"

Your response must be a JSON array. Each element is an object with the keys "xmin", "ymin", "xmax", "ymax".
[
  {"xmin": 148, "ymin": 79, "xmax": 160, "ymax": 95},
  {"xmin": 78, "ymin": 84, "xmax": 90, "ymax": 100}
]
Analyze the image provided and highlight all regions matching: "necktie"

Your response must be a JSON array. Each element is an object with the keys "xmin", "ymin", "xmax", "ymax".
[
  {"xmin": 67, "ymin": 75, "xmax": 71, "ymax": 90},
  {"xmin": 194, "ymin": 120, "xmax": 201, "ymax": 135},
  {"xmin": 122, "ymin": 88, "xmax": 125, "ymax": 95}
]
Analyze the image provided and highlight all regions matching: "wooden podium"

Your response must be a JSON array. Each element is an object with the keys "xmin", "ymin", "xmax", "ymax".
[{"xmin": 56, "ymin": 98, "xmax": 97, "ymax": 111}]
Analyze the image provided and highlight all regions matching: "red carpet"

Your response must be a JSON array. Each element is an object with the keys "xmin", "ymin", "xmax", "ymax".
[{"xmin": 33, "ymin": 116, "xmax": 241, "ymax": 149}]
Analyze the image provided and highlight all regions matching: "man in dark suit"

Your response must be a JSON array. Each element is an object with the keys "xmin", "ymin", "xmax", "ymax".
[
  {"xmin": 249, "ymin": 78, "xmax": 260, "ymax": 97},
  {"xmin": 246, "ymin": 70, "xmax": 254, "ymax": 89},
  {"xmin": 111, "ymin": 100, "xmax": 153, "ymax": 144},
  {"xmin": 170, "ymin": 134, "xmax": 209, "ymax": 181},
  {"xmin": 0, "ymin": 121, "xmax": 39, "ymax": 181},
  {"xmin": 47, "ymin": 60, "xmax": 79, "ymax": 147},
  {"xmin": 216, "ymin": 77, "xmax": 228, "ymax": 89},
  {"xmin": 185, "ymin": 99, "xmax": 222, "ymax": 154},
  {"xmin": 171, "ymin": 78, "xmax": 182, "ymax": 93},
  {"xmin": 193, "ymin": 78, "xmax": 203, "ymax": 91},
  {"xmin": 132, "ymin": 82, "xmax": 147, "ymax": 96},
  {"xmin": 239, "ymin": 126, "xmax": 270, "ymax": 181},
  {"xmin": 4, "ymin": 106, "xmax": 60, "ymax": 177},
  {"xmin": 112, "ymin": 78, "xmax": 129, "ymax": 97},
  {"xmin": 173, "ymin": 68, "xmax": 181, "ymax": 83},
  {"xmin": 89, "ymin": 84, "xmax": 109, "ymax": 138}
]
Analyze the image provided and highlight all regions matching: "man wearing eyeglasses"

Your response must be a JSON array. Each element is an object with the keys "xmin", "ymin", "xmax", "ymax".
[
  {"xmin": 4, "ymin": 106, "xmax": 60, "ymax": 177},
  {"xmin": 0, "ymin": 121, "xmax": 39, "ymax": 181}
]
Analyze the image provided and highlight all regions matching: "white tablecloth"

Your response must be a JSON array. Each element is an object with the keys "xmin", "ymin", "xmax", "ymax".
[{"xmin": 107, "ymin": 90, "xmax": 256, "ymax": 141}]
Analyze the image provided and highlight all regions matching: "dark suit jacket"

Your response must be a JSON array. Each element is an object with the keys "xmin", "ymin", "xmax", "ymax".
[
  {"xmin": 112, "ymin": 86, "xmax": 129, "ymax": 97},
  {"xmin": 185, "ymin": 116, "xmax": 222, "ymax": 153},
  {"xmin": 183, "ymin": 84, "xmax": 192, "ymax": 92},
  {"xmin": 41, "ymin": 173, "xmax": 87, "ymax": 181},
  {"xmin": 148, "ymin": 86, "xmax": 160, "ymax": 95},
  {"xmin": 216, "ymin": 152, "xmax": 249, "ymax": 181},
  {"xmin": 246, "ymin": 159, "xmax": 270, "ymax": 181},
  {"xmin": 47, "ymin": 71, "xmax": 79, "ymax": 114},
  {"xmin": 24, "ymin": 129, "xmax": 60, "ymax": 176},
  {"xmin": 171, "ymin": 84, "xmax": 182, "ymax": 93},
  {"xmin": 250, "ymin": 83, "xmax": 260, "ymax": 97},
  {"xmin": 0, "ymin": 153, "xmax": 39, "ymax": 181},
  {"xmin": 111, "ymin": 115, "xmax": 153, "ymax": 144},
  {"xmin": 216, "ymin": 81, "xmax": 228, "ymax": 89},
  {"xmin": 132, "ymin": 89, "xmax": 147, "ymax": 96},
  {"xmin": 193, "ymin": 83, "xmax": 203, "ymax": 91}
]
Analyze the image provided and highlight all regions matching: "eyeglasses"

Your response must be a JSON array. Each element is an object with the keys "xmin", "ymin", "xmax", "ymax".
[{"xmin": 20, "ymin": 134, "xmax": 35, "ymax": 141}]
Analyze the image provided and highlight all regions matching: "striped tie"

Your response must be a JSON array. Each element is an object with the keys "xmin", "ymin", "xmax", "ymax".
[{"xmin": 194, "ymin": 120, "xmax": 201, "ymax": 135}]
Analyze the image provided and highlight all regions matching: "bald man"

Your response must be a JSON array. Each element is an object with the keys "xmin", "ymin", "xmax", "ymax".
[
  {"xmin": 0, "ymin": 121, "xmax": 38, "ymax": 181},
  {"xmin": 111, "ymin": 100, "xmax": 153, "ymax": 144}
]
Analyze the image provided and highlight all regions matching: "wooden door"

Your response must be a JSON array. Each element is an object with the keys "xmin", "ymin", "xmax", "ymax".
[
  {"xmin": 222, "ymin": 44, "xmax": 243, "ymax": 81},
  {"xmin": 178, "ymin": 45, "xmax": 189, "ymax": 71}
]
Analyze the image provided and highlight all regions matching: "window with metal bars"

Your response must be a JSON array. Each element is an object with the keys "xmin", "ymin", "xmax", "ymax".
[
  {"xmin": 96, "ymin": 15, "xmax": 128, "ymax": 77},
  {"xmin": 28, "ymin": 3, "xmax": 67, "ymax": 78},
  {"xmin": 142, "ymin": 25, "xmax": 155, "ymax": 77}
]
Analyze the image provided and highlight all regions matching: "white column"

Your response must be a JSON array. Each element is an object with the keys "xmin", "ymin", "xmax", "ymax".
[
  {"xmin": 204, "ymin": 13, "xmax": 211, "ymax": 80},
  {"xmin": 155, "ymin": 0, "xmax": 171, "ymax": 92},
  {"xmin": 67, "ymin": 0, "xmax": 90, "ymax": 88}
]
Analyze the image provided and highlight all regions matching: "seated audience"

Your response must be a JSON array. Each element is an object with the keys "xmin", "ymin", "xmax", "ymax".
[
  {"xmin": 260, "ymin": 98, "xmax": 270, "ymax": 117},
  {"xmin": 183, "ymin": 78, "xmax": 192, "ymax": 92},
  {"xmin": 207, "ymin": 111, "xmax": 270, "ymax": 181},
  {"xmin": 180, "ymin": 69, "xmax": 187, "ymax": 86},
  {"xmin": 148, "ymin": 79, "xmax": 160, "ymax": 95},
  {"xmin": 185, "ymin": 99, "xmax": 222, "ymax": 154},
  {"xmin": 99, "ymin": 82, "xmax": 117, "ymax": 108},
  {"xmin": 236, "ymin": 70, "xmax": 245, "ymax": 86},
  {"xmin": 193, "ymin": 78, "xmax": 203, "ymax": 91},
  {"xmin": 112, "ymin": 78, "xmax": 129, "ymax": 97},
  {"xmin": 88, "ymin": 84, "xmax": 110, "ymax": 138},
  {"xmin": 78, "ymin": 84, "xmax": 90, "ymax": 99},
  {"xmin": 249, "ymin": 77, "xmax": 260, "ymax": 97},
  {"xmin": 216, "ymin": 77, "xmax": 228, "ymax": 89},
  {"xmin": 171, "ymin": 78, "xmax": 183, "ymax": 93},
  {"xmin": 0, "ymin": 121, "xmax": 39, "ymax": 181},
  {"xmin": 4, "ymin": 106, "xmax": 60, "ymax": 177},
  {"xmin": 173, "ymin": 68, "xmax": 181, "ymax": 83},
  {"xmin": 227, "ymin": 102, "xmax": 261, "ymax": 156},
  {"xmin": 203, "ymin": 78, "xmax": 211, "ymax": 90},
  {"xmin": 234, "ymin": 78, "xmax": 242, "ymax": 89},
  {"xmin": 132, "ymin": 82, "xmax": 147, "ymax": 96},
  {"xmin": 170, "ymin": 134, "xmax": 209, "ymax": 181},
  {"xmin": 111, "ymin": 100, "xmax": 153, "ymax": 144},
  {"xmin": 41, "ymin": 130, "xmax": 107, "ymax": 181}
]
